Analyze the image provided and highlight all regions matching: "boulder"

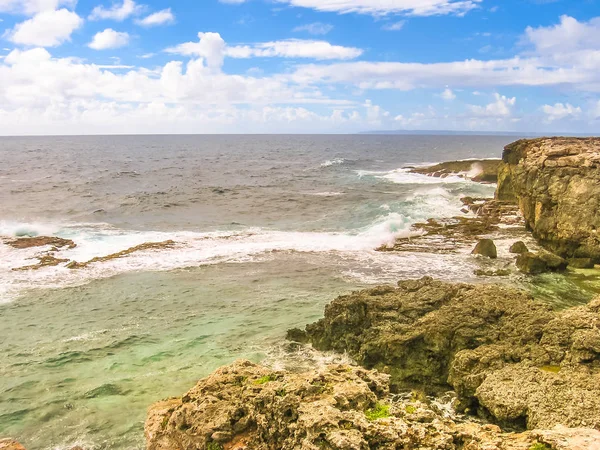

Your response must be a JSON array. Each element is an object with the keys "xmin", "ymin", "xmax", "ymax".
[
  {"xmin": 296, "ymin": 278, "xmax": 600, "ymax": 431},
  {"xmin": 472, "ymin": 239, "xmax": 498, "ymax": 258},
  {"xmin": 510, "ymin": 241, "xmax": 529, "ymax": 254},
  {"xmin": 496, "ymin": 138, "xmax": 600, "ymax": 263},
  {"xmin": 516, "ymin": 252, "xmax": 568, "ymax": 274}
]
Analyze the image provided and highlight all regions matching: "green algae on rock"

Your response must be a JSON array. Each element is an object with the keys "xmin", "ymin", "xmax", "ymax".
[{"xmin": 291, "ymin": 278, "xmax": 600, "ymax": 431}]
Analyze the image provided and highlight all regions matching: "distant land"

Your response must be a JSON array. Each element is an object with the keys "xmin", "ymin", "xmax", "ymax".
[{"xmin": 360, "ymin": 130, "xmax": 594, "ymax": 137}]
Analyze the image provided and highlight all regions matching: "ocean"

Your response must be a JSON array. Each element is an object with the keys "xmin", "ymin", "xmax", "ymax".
[{"xmin": 0, "ymin": 134, "xmax": 585, "ymax": 449}]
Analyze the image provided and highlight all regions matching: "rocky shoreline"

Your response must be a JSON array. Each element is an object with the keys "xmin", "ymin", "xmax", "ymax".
[{"xmin": 5, "ymin": 138, "xmax": 600, "ymax": 450}]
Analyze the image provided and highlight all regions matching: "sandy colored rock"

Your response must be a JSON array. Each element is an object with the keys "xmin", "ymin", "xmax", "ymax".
[
  {"xmin": 496, "ymin": 138, "xmax": 600, "ymax": 263},
  {"xmin": 516, "ymin": 252, "xmax": 568, "ymax": 274},
  {"xmin": 5, "ymin": 236, "xmax": 76, "ymax": 250},
  {"xmin": 67, "ymin": 240, "xmax": 177, "ymax": 269},
  {"xmin": 296, "ymin": 278, "xmax": 600, "ymax": 431},
  {"xmin": 12, "ymin": 255, "xmax": 70, "ymax": 271},
  {"xmin": 0, "ymin": 440, "xmax": 27, "ymax": 450}
]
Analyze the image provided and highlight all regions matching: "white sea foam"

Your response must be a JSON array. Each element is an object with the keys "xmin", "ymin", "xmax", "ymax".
[
  {"xmin": 320, "ymin": 158, "xmax": 345, "ymax": 168},
  {"xmin": 357, "ymin": 168, "xmax": 471, "ymax": 185}
]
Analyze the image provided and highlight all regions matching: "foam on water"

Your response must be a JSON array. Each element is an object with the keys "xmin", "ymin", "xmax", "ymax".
[
  {"xmin": 357, "ymin": 168, "xmax": 473, "ymax": 185},
  {"xmin": 320, "ymin": 158, "xmax": 346, "ymax": 168}
]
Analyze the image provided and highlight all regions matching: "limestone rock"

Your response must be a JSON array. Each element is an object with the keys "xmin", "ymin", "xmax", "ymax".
[
  {"xmin": 0, "ymin": 440, "xmax": 26, "ymax": 450},
  {"xmin": 472, "ymin": 239, "xmax": 498, "ymax": 258},
  {"xmin": 297, "ymin": 278, "xmax": 600, "ymax": 431},
  {"xmin": 409, "ymin": 160, "xmax": 502, "ymax": 183},
  {"xmin": 496, "ymin": 138, "xmax": 600, "ymax": 263},
  {"xmin": 510, "ymin": 241, "xmax": 529, "ymax": 254}
]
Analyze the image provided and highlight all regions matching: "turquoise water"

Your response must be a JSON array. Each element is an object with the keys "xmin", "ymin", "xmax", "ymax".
[{"xmin": 2, "ymin": 135, "xmax": 596, "ymax": 449}]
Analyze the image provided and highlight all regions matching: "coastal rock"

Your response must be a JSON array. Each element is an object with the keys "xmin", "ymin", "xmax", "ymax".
[
  {"xmin": 296, "ymin": 278, "xmax": 600, "ymax": 430},
  {"xmin": 5, "ymin": 236, "xmax": 76, "ymax": 250},
  {"xmin": 409, "ymin": 159, "xmax": 502, "ymax": 183},
  {"xmin": 509, "ymin": 241, "xmax": 529, "ymax": 254},
  {"xmin": 472, "ymin": 239, "xmax": 498, "ymax": 258},
  {"xmin": 496, "ymin": 138, "xmax": 600, "ymax": 263},
  {"xmin": 66, "ymin": 240, "xmax": 177, "ymax": 269},
  {"xmin": 0, "ymin": 440, "xmax": 26, "ymax": 450},
  {"xmin": 516, "ymin": 252, "xmax": 568, "ymax": 275},
  {"xmin": 146, "ymin": 360, "xmax": 552, "ymax": 450}
]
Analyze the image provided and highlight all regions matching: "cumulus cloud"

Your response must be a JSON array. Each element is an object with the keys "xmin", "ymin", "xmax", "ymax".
[
  {"xmin": 274, "ymin": 0, "xmax": 482, "ymax": 17},
  {"xmin": 89, "ymin": 0, "xmax": 142, "ymax": 21},
  {"xmin": 166, "ymin": 32, "xmax": 363, "ymax": 62},
  {"xmin": 293, "ymin": 22, "xmax": 334, "ymax": 35},
  {"xmin": 7, "ymin": 8, "xmax": 83, "ymax": 47},
  {"xmin": 469, "ymin": 93, "xmax": 516, "ymax": 118},
  {"xmin": 541, "ymin": 103, "xmax": 581, "ymax": 122},
  {"xmin": 441, "ymin": 88, "xmax": 456, "ymax": 100},
  {"xmin": 0, "ymin": 0, "xmax": 76, "ymax": 14},
  {"xmin": 135, "ymin": 8, "xmax": 175, "ymax": 26},
  {"xmin": 89, "ymin": 29, "xmax": 130, "ymax": 50}
]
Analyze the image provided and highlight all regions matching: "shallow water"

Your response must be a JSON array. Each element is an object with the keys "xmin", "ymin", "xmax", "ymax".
[{"xmin": 0, "ymin": 135, "xmax": 595, "ymax": 449}]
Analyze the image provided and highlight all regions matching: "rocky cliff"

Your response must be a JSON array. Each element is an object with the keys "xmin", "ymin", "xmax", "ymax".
[{"xmin": 496, "ymin": 138, "xmax": 600, "ymax": 262}]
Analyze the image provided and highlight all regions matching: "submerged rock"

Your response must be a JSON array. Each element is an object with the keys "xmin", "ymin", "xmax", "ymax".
[
  {"xmin": 295, "ymin": 278, "xmax": 600, "ymax": 431},
  {"xmin": 510, "ymin": 241, "xmax": 529, "ymax": 254},
  {"xmin": 496, "ymin": 138, "xmax": 600, "ymax": 263},
  {"xmin": 472, "ymin": 239, "xmax": 498, "ymax": 258},
  {"xmin": 568, "ymin": 258, "xmax": 596, "ymax": 269},
  {"xmin": 67, "ymin": 240, "xmax": 177, "ymax": 269}
]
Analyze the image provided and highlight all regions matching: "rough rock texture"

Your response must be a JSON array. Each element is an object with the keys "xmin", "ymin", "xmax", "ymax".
[
  {"xmin": 145, "ymin": 360, "xmax": 599, "ymax": 450},
  {"xmin": 290, "ymin": 278, "xmax": 600, "ymax": 431},
  {"xmin": 496, "ymin": 138, "xmax": 600, "ymax": 262},
  {"xmin": 0, "ymin": 440, "xmax": 26, "ymax": 450},
  {"xmin": 472, "ymin": 239, "xmax": 498, "ymax": 259},
  {"xmin": 410, "ymin": 160, "xmax": 502, "ymax": 183},
  {"xmin": 4, "ymin": 236, "xmax": 76, "ymax": 250},
  {"xmin": 516, "ymin": 252, "xmax": 568, "ymax": 275},
  {"xmin": 509, "ymin": 241, "xmax": 529, "ymax": 254}
]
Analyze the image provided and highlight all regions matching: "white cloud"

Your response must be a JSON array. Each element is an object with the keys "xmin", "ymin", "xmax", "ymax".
[
  {"xmin": 274, "ymin": 0, "xmax": 482, "ymax": 17},
  {"xmin": 441, "ymin": 88, "xmax": 456, "ymax": 100},
  {"xmin": 8, "ymin": 8, "xmax": 83, "ymax": 47},
  {"xmin": 382, "ymin": 21, "xmax": 406, "ymax": 31},
  {"xmin": 89, "ymin": 29, "xmax": 130, "ymax": 50},
  {"xmin": 469, "ymin": 93, "xmax": 516, "ymax": 118},
  {"xmin": 89, "ymin": 0, "xmax": 142, "ymax": 21},
  {"xmin": 541, "ymin": 103, "xmax": 581, "ymax": 122},
  {"xmin": 167, "ymin": 33, "xmax": 363, "ymax": 62},
  {"xmin": 135, "ymin": 8, "xmax": 175, "ymax": 26},
  {"xmin": 0, "ymin": 0, "xmax": 76, "ymax": 14},
  {"xmin": 525, "ymin": 15, "xmax": 600, "ymax": 56},
  {"xmin": 293, "ymin": 22, "xmax": 333, "ymax": 35}
]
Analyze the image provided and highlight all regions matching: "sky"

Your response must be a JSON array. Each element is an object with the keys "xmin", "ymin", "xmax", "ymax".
[{"xmin": 0, "ymin": 0, "xmax": 599, "ymax": 135}]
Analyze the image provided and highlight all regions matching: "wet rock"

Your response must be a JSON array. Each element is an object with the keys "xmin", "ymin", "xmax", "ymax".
[
  {"xmin": 474, "ymin": 268, "xmax": 511, "ymax": 277},
  {"xmin": 568, "ymin": 258, "xmax": 595, "ymax": 269},
  {"xmin": 146, "ymin": 360, "xmax": 550, "ymax": 450},
  {"xmin": 472, "ymin": 239, "xmax": 498, "ymax": 258},
  {"xmin": 516, "ymin": 252, "xmax": 568, "ymax": 275},
  {"xmin": 510, "ymin": 241, "xmax": 529, "ymax": 254},
  {"xmin": 409, "ymin": 160, "xmax": 502, "ymax": 183},
  {"xmin": 496, "ymin": 138, "xmax": 600, "ymax": 263},
  {"xmin": 5, "ymin": 236, "xmax": 76, "ymax": 250},
  {"xmin": 0, "ymin": 440, "xmax": 27, "ymax": 450},
  {"xmin": 12, "ymin": 255, "xmax": 70, "ymax": 271},
  {"xmin": 296, "ymin": 278, "xmax": 600, "ymax": 431},
  {"xmin": 67, "ymin": 240, "xmax": 176, "ymax": 269}
]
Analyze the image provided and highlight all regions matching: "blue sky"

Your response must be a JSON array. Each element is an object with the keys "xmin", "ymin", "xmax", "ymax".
[{"xmin": 0, "ymin": 0, "xmax": 599, "ymax": 134}]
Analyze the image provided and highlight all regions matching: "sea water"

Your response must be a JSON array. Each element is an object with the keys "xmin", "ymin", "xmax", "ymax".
[{"xmin": 0, "ymin": 135, "xmax": 596, "ymax": 449}]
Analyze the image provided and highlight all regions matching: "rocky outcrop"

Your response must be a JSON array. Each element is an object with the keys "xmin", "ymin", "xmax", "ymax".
[
  {"xmin": 509, "ymin": 241, "xmax": 529, "ymax": 254},
  {"xmin": 409, "ymin": 159, "xmax": 502, "ymax": 183},
  {"xmin": 0, "ymin": 440, "xmax": 26, "ymax": 450},
  {"xmin": 515, "ymin": 251, "xmax": 568, "ymax": 275},
  {"xmin": 66, "ymin": 240, "xmax": 176, "ymax": 269},
  {"xmin": 289, "ymin": 278, "xmax": 600, "ymax": 431},
  {"xmin": 145, "ymin": 360, "xmax": 600, "ymax": 450},
  {"xmin": 5, "ymin": 236, "xmax": 76, "ymax": 250},
  {"xmin": 496, "ymin": 138, "xmax": 600, "ymax": 263}
]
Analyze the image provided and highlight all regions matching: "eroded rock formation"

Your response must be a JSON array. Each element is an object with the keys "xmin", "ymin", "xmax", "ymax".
[
  {"xmin": 289, "ymin": 278, "xmax": 600, "ymax": 431},
  {"xmin": 496, "ymin": 138, "xmax": 600, "ymax": 263}
]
